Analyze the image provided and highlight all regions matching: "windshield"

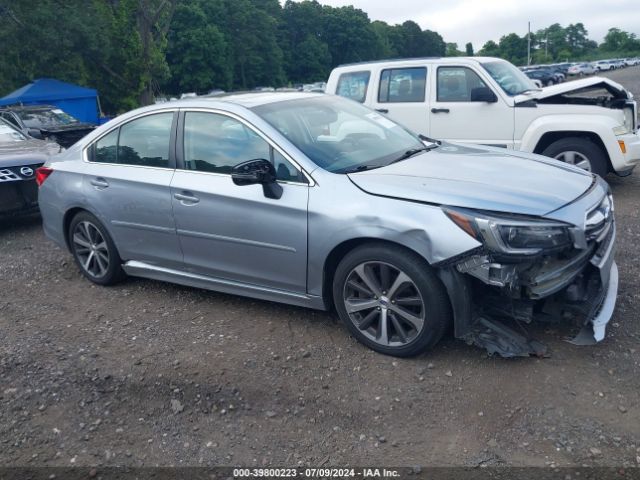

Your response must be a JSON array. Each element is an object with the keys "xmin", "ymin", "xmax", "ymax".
[
  {"xmin": 0, "ymin": 120, "xmax": 27, "ymax": 142},
  {"xmin": 481, "ymin": 60, "xmax": 537, "ymax": 96},
  {"xmin": 18, "ymin": 108, "xmax": 79, "ymax": 128},
  {"xmin": 252, "ymin": 96, "xmax": 428, "ymax": 173}
]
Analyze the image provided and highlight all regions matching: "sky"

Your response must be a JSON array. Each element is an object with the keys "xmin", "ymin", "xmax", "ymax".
[{"xmin": 295, "ymin": 0, "xmax": 640, "ymax": 50}]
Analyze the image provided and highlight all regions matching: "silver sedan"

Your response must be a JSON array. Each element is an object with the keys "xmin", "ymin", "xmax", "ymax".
[{"xmin": 36, "ymin": 93, "xmax": 617, "ymax": 357}]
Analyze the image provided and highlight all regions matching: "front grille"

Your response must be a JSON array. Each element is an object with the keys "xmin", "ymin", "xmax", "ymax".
[
  {"xmin": 585, "ymin": 194, "xmax": 613, "ymax": 242},
  {"xmin": 0, "ymin": 168, "xmax": 20, "ymax": 182}
]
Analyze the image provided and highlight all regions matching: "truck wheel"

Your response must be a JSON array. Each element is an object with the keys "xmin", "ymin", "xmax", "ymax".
[{"xmin": 542, "ymin": 137, "xmax": 608, "ymax": 177}]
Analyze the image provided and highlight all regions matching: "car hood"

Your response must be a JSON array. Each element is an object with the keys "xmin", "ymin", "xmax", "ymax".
[
  {"xmin": 515, "ymin": 76, "xmax": 630, "ymax": 103},
  {"xmin": 347, "ymin": 143, "xmax": 594, "ymax": 217},
  {"xmin": 39, "ymin": 123, "xmax": 96, "ymax": 133},
  {"xmin": 0, "ymin": 138, "xmax": 59, "ymax": 167}
]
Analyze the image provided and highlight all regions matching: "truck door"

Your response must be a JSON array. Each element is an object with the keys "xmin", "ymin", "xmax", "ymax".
[
  {"xmin": 369, "ymin": 67, "xmax": 430, "ymax": 136},
  {"xmin": 428, "ymin": 66, "xmax": 514, "ymax": 148}
]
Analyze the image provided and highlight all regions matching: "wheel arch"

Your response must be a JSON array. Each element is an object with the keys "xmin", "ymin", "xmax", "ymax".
[
  {"xmin": 62, "ymin": 206, "xmax": 115, "ymax": 253},
  {"xmin": 321, "ymin": 237, "xmax": 435, "ymax": 311},
  {"xmin": 533, "ymin": 131, "xmax": 612, "ymax": 172}
]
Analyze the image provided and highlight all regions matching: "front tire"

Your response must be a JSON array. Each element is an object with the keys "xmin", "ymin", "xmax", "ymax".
[
  {"xmin": 542, "ymin": 137, "xmax": 608, "ymax": 177},
  {"xmin": 68, "ymin": 211, "xmax": 125, "ymax": 285},
  {"xmin": 332, "ymin": 243, "xmax": 451, "ymax": 357}
]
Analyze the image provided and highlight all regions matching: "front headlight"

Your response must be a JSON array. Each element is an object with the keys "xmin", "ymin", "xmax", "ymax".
[
  {"xmin": 613, "ymin": 106, "xmax": 636, "ymax": 135},
  {"xmin": 443, "ymin": 207, "xmax": 572, "ymax": 255}
]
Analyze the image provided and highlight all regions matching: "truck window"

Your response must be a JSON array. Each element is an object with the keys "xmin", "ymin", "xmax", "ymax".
[
  {"xmin": 437, "ymin": 67, "xmax": 487, "ymax": 102},
  {"xmin": 378, "ymin": 68, "xmax": 427, "ymax": 103},
  {"xmin": 336, "ymin": 71, "xmax": 371, "ymax": 103}
]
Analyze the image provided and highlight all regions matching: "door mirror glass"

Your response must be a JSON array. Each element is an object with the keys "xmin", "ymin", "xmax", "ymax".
[
  {"xmin": 28, "ymin": 128, "xmax": 43, "ymax": 139},
  {"xmin": 231, "ymin": 158, "xmax": 283, "ymax": 199},
  {"xmin": 470, "ymin": 87, "xmax": 498, "ymax": 103}
]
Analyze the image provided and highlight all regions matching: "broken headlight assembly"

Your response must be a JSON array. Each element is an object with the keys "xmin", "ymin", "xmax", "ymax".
[{"xmin": 443, "ymin": 207, "xmax": 572, "ymax": 255}]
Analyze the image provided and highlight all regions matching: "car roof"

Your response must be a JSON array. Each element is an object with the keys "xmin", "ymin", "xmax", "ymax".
[
  {"xmin": 332, "ymin": 56, "xmax": 503, "ymax": 70},
  {"xmin": 0, "ymin": 104, "xmax": 58, "ymax": 112},
  {"xmin": 171, "ymin": 91, "xmax": 325, "ymax": 109}
]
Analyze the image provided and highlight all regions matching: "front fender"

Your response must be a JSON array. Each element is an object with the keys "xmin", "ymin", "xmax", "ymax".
[
  {"xmin": 306, "ymin": 175, "xmax": 481, "ymax": 297},
  {"xmin": 518, "ymin": 114, "xmax": 622, "ymax": 165}
]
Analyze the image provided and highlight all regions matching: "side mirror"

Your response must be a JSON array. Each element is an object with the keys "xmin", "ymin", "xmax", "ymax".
[
  {"xmin": 231, "ymin": 158, "xmax": 283, "ymax": 200},
  {"xmin": 28, "ymin": 128, "xmax": 43, "ymax": 139},
  {"xmin": 470, "ymin": 87, "xmax": 498, "ymax": 103}
]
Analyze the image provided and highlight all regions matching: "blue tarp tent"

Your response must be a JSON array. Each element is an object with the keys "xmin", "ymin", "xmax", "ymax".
[{"xmin": 0, "ymin": 78, "xmax": 100, "ymax": 124}]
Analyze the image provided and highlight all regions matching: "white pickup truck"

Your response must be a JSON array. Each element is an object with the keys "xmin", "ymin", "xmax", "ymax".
[{"xmin": 326, "ymin": 57, "xmax": 640, "ymax": 177}]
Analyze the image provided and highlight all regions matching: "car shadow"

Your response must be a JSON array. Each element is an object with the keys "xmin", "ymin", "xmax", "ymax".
[{"xmin": 0, "ymin": 212, "xmax": 42, "ymax": 234}]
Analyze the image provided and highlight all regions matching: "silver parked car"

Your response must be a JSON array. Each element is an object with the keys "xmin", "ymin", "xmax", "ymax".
[{"xmin": 37, "ymin": 93, "xmax": 617, "ymax": 357}]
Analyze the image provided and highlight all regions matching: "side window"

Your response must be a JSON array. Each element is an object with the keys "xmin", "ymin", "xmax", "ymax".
[
  {"xmin": 336, "ymin": 71, "xmax": 371, "ymax": 103},
  {"xmin": 117, "ymin": 113, "xmax": 173, "ymax": 167},
  {"xmin": 379, "ymin": 68, "xmax": 427, "ymax": 103},
  {"xmin": 2, "ymin": 112, "xmax": 19, "ymax": 127},
  {"xmin": 273, "ymin": 150, "xmax": 307, "ymax": 183},
  {"xmin": 94, "ymin": 128, "xmax": 119, "ymax": 163},
  {"xmin": 184, "ymin": 112, "xmax": 270, "ymax": 174},
  {"xmin": 437, "ymin": 67, "xmax": 488, "ymax": 102},
  {"xmin": 183, "ymin": 112, "xmax": 307, "ymax": 183}
]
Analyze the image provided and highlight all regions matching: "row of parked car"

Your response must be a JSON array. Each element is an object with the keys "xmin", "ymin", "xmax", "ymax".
[
  {"xmin": 521, "ymin": 58, "xmax": 640, "ymax": 87},
  {"xmin": 1, "ymin": 55, "xmax": 637, "ymax": 357},
  {"xmin": 0, "ymin": 104, "xmax": 96, "ymax": 218}
]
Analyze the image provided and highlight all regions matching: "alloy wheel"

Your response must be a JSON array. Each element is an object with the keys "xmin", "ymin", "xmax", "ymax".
[
  {"xmin": 343, "ymin": 261, "xmax": 425, "ymax": 347},
  {"xmin": 554, "ymin": 150, "xmax": 592, "ymax": 171},
  {"xmin": 72, "ymin": 221, "xmax": 110, "ymax": 278}
]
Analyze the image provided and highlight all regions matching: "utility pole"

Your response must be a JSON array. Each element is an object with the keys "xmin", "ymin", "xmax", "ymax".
[
  {"xmin": 527, "ymin": 22, "xmax": 531, "ymax": 65},
  {"xmin": 545, "ymin": 30, "xmax": 548, "ymax": 59}
]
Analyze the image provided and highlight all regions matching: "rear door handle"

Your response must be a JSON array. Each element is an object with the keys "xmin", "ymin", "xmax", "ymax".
[
  {"xmin": 375, "ymin": 108, "xmax": 389, "ymax": 113},
  {"xmin": 90, "ymin": 177, "xmax": 109, "ymax": 189},
  {"xmin": 431, "ymin": 108, "xmax": 450, "ymax": 114},
  {"xmin": 174, "ymin": 192, "xmax": 200, "ymax": 204}
]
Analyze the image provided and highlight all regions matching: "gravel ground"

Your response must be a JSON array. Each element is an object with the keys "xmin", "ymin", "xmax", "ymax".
[{"xmin": 1, "ymin": 68, "xmax": 640, "ymax": 469}]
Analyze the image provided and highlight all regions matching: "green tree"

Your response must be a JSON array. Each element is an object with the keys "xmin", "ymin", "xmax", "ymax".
[
  {"xmin": 222, "ymin": 0, "xmax": 285, "ymax": 89},
  {"xmin": 320, "ymin": 5, "xmax": 378, "ymax": 66},
  {"xmin": 478, "ymin": 40, "xmax": 500, "ymax": 57},
  {"xmin": 497, "ymin": 33, "xmax": 528, "ymax": 65},
  {"xmin": 601, "ymin": 28, "xmax": 640, "ymax": 53},
  {"xmin": 281, "ymin": 0, "xmax": 332, "ymax": 81},
  {"xmin": 165, "ymin": 1, "xmax": 230, "ymax": 94},
  {"xmin": 465, "ymin": 42, "xmax": 474, "ymax": 56},
  {"xmin": 135, "ymin": 0, "xmax": 177, "ymax": 105},
  {"xmin": 446, "ymin": 43, "xmax": 463, "ymax": 56}
]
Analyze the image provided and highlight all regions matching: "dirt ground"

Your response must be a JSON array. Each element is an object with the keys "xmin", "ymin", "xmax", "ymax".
[{"xmin": 1, "ymin": 68, "xmax": 640, "ymax": 470}]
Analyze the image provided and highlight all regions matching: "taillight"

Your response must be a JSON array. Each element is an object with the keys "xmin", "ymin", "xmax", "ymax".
[{"xmin": 35, "ymin": 166, "xmax": 53, "ymax": 186}]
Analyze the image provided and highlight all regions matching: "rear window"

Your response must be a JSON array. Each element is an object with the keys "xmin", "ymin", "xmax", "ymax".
[{"xmin": 336, "ymin": 71, "xmax": 371, "ymax": 103}]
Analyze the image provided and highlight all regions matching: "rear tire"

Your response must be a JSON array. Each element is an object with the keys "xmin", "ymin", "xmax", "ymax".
[
  {"xmin": 332, "ymin": 243, "xmax": 451, "ymax": 357},
  {"xmin": 68, "ymin": 211, "xmax": 125, "ymax": 285},
  {"xmin": 542, "ymin": 137, "xmax": 608, "ymax": 177}
]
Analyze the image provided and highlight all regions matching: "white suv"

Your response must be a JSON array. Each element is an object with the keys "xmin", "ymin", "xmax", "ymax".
[{"xmin": 327, "ymin": 57, "xmax": 640, "ymax": 177}]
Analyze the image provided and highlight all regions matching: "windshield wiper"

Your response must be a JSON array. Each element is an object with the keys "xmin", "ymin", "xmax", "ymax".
[
  {"xmin": 518, "ymin": 88, "xmax": 542, "ymax": 94},
  {"xmin": 388, "ymin": 145, "xmax": 435, "ymax": 165},
  {"xmin": 341, "ymin": 164, "xmax": 381, "ymax": 174}
]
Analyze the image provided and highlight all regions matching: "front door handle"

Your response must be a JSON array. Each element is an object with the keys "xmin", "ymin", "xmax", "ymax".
[
  {"xmin": 431, "ymin": 108, "xmax": 450, "ymax": 114},
  {"xmin": 90, "ymin": 177, "xmax": 109, "ymax": 189},
  {"xmin": 174, "ymin": 192, "xmax": 200, "ymax": 204},
  {"xmin": 375, "ymin": 108, "xmax": 389, "ymax": 114}
]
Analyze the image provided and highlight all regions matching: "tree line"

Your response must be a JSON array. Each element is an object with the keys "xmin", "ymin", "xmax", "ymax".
[
  {"xmin": 0, "ymin": 0, "xmax": 445, "ymax": 113},
  {"xmin": 0, "ymin": 0, "xmax": 638, "ymax": 114},
  {"xmin": 476, "ymin": 24, "xmax": 640, "ymax": 66}
]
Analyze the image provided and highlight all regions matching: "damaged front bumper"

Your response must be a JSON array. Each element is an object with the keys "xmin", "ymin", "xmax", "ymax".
[{"xmin": 438, "ymin": 196, "xmax": 618, "ymax": 358}]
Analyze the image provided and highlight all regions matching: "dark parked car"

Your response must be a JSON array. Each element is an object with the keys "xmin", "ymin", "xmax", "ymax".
[
  {"xmin": 0, "ymin": 104, "xmax": 95, "ymax": 148},
  {"xmin": 0, "ymin": 119, "xmax": 60, "ymax": 217},
  {"xmin": 524, "ymin": 69, "xmax": 557, "ymax": 87}
]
